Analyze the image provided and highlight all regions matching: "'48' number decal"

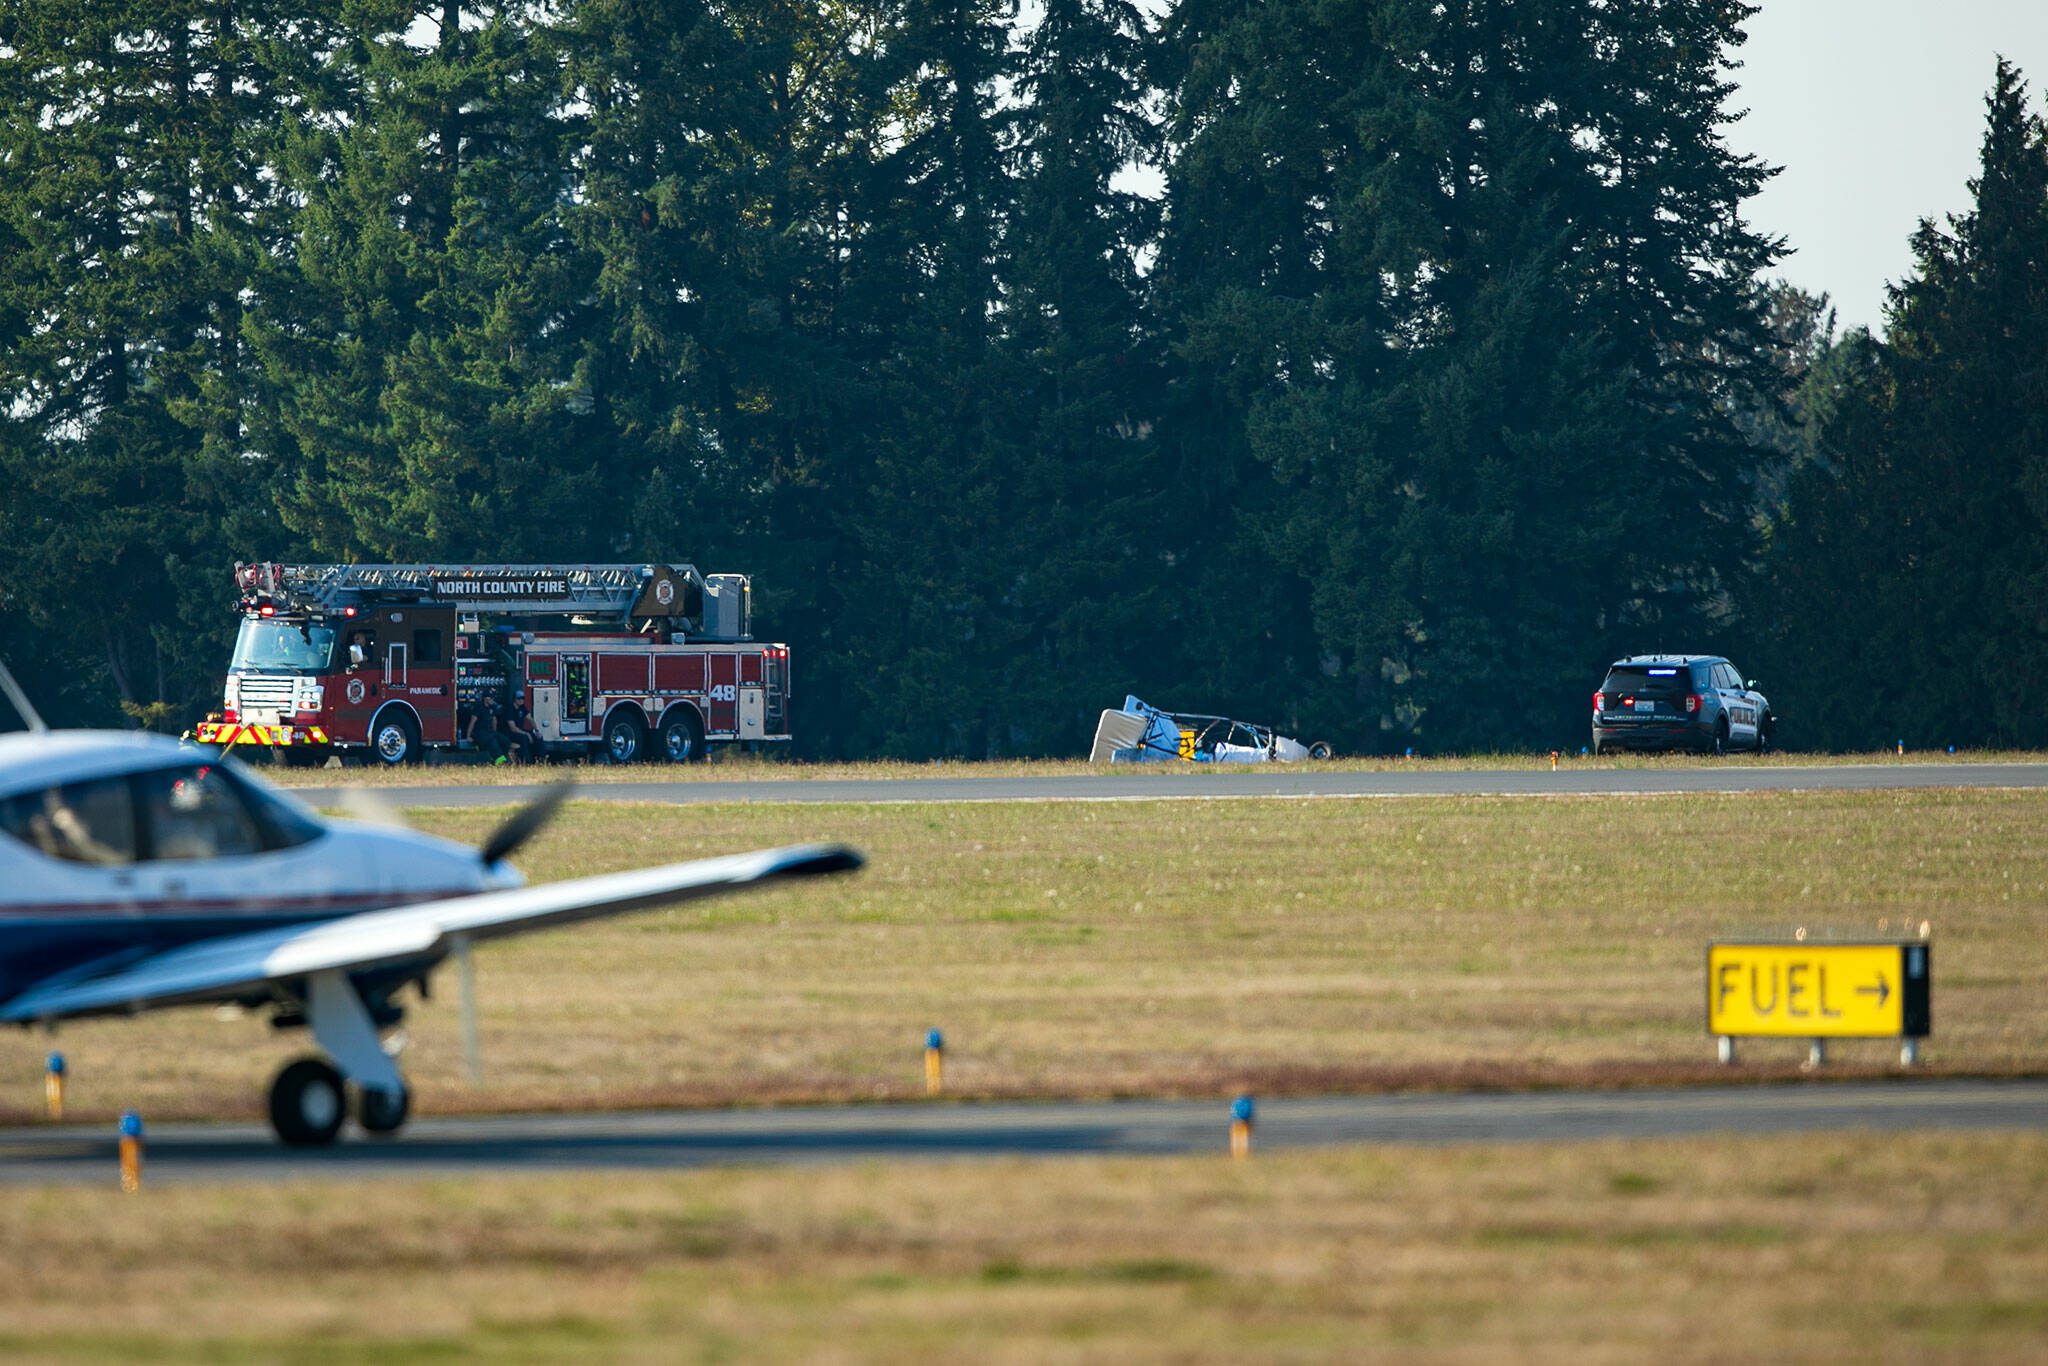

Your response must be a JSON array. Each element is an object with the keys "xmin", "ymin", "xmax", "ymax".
[{"xmin": 709, "ymin": 683, "xmax": 738, "ymax": 703}]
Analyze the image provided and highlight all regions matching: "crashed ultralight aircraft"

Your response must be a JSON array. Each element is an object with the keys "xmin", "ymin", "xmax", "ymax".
[{"xmin": 1089, "ymin": 696, "xmax": 1332, "ymax": 764}]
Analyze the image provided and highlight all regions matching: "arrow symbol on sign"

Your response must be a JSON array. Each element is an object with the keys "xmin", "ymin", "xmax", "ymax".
[{"xmin": 1856, "ymin": 974, "xmax": 1890, "ymax": 1007}]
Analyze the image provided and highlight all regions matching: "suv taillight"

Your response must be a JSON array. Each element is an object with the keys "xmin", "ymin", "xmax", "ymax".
[
  {"xmin": 1593, "ymin": 690, "xmax": 1603, "ymax": 714},
  {"xmin": 1685, "ymin": 693, "xmax": 1702, "ymax": 714}
]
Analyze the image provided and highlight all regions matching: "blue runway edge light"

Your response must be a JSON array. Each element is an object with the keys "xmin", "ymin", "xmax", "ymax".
[
  {"xmin": 45, "ymin": 1052, "xmax": 63, "ymax": 1076},
  {"xmin": 1231, "ymin": 1095, "xmax": 1255, "ymax": 1124},
  {"xmin": 926, "ymin": 1029, "xmax": 944, "ymax": 1051},
  {"xmin": 118, "ymin": 1110, "xmax": 143, "ymax": 1140}
]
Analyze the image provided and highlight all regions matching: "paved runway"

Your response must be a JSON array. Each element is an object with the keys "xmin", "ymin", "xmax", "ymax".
[
  {"xmin": 295, "ymin": 761, "xmax": 2048, "ymax": 809},
  {"xmin": 4, "ymin": 1081, "xmax": 2043, "ymax": 1184}
]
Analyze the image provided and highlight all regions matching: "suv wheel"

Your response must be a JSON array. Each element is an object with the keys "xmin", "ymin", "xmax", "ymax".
[{"xmin": 1712, "ymin": 720, "xmax": 1729, "ymax": 757}]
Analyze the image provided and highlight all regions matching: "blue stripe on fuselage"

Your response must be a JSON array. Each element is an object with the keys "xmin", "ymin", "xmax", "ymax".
[{"xmin": 0, "ymin": 891, "xmax": 473, "ymax": 1009}]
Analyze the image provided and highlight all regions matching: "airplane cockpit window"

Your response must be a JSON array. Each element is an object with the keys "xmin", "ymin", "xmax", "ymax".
[
  {"xmin": 135, "ymin": 764, "xmax": 264, "ymax": 861},
  {"xmin": 0, "ymin": 777, "xmax": 139, "ymax": 865},
  {"xmin": 222, "ymin": 767, "xmax": 325, "ymax": 851}
]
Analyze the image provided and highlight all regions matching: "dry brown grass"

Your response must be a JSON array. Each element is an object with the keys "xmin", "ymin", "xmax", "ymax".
[
  {"xmin": 2, "ymin": 1131, "xmax": 2046, "ymax": 1359},
  {"xmin": 4, "ymin": 788, "xmax": 2043, "ymax": 1126}
]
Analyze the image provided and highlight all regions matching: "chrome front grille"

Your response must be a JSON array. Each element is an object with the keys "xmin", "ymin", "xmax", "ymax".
[{"xmin": 235, "ymin": 674, "xmax": 297, "ymax": 720}]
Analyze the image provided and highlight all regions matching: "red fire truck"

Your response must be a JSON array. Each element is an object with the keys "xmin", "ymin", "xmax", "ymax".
[{"xmin": 195, "ymin": 563, "xmax": 792, "ymax": 765}]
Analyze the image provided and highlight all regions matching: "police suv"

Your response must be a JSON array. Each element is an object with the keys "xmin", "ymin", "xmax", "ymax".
[{"xmin": 1591, "ymin": 655, "xmax": 1773, "ymax": 755}]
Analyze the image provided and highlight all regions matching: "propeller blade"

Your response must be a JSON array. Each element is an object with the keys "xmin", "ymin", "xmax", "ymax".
[
  {"xmin": 334, "ymin": 787, "xmax": 409, "ymax": 830},
  {"xmin": 0, "ymin": 657, "xmax": 49, "ymax": 733},
  {"xmin": 478, "ymin": 780, "xmax": 574, "ymax": 867}
]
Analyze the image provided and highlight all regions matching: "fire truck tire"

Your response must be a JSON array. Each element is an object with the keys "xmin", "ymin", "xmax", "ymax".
[
  {"xmin": 602, "ymin": 709, "xmax": 647, "ymax": 764},
  {"xmin": 660, "ymin": 708, "xmax": 706, "ymax": 763},
  {"xmin": 371, "ymin": 711, "xmax": 420, "ymax": 766},
  {"xmin": 281, "ymin": 745, "xmax": 330, "ymax": 769}
]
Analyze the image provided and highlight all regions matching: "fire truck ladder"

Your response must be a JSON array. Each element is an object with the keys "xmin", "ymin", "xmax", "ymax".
[{"xmin": 276, "ymin": 563, "xmax": 700, "ymax": 621}]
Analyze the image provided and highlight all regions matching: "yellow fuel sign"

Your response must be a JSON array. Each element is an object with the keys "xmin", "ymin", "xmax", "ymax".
[{"xmin": 1707, "ymin": 942, "xmax": 1930, "ymax": 1038}]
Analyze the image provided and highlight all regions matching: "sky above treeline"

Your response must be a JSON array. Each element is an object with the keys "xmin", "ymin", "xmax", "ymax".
[{"xmin": 1728, "ymin": 0, "xmax": 2048, "ymax": 333}]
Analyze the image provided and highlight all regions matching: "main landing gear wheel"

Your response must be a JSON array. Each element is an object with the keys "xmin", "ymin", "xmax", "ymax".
[
  {"xmin": 1307, "ymin": 741, "xmax": 1334, "ymax": 760},
  {"xmin": 660, "ymin": 709, "xmax": 704, "ymax": 763},
  {"xmin": 270, "ymin": 1057, "xmax": 347, "ymax": 1147},
  {"xmin": 357, "ymin": 1084, "xmax": 411, "ymax": 1136},
  {"xmin": 603, "ymin": 709, "xmax": 646, "ymax": 764}
]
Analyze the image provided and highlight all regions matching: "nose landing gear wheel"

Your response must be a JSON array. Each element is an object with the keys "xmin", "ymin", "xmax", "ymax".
[
  {"xmin": 357, "ymin": 1084, "xmax": 411, "ymax": 1136},
  {"xmin": 270, "ymin": 1057, "xmax": 347, "ymax": 1147}
]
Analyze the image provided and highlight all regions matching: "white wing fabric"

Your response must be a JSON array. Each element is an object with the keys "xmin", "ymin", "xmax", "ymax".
[{"xmin": 0, "ymin": 843, "xmax": 861, "ymax": 1024}]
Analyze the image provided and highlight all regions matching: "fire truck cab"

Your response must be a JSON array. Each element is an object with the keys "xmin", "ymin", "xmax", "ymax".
[{"xmin": 197, "ymin": 563, "xmax": 792, "ymax": 765}]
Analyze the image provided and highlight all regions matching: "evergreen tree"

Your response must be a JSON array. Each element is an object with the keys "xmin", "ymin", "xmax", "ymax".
[
  {"xmin": 832, "ymin": 0, "xmax": 1025, "ymax": 756},
  {"xmin": 262, "ymin": 2, "xmax": 585, "ymax": 561},
  {"xmin": 956, "ymin": 0, "xmax": 1169, "ymax": 750},
  {"xmin": 0, "ymin": 2, "xmax": 341, "ymax": 724},
  {"xmin": 1755, "ymin": 60, "xmax": 2048, "ymax": 748},
  {"xmin": 1157, "ymin": 0, "xmax": 1784, "ymax": 751}
]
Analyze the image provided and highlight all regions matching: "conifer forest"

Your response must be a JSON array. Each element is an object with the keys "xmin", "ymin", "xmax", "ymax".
[{"xmin": 1, "ymin": 1, "xmax": 2043, "ymax": 756}]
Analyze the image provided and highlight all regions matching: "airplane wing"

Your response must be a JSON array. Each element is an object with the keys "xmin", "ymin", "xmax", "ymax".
[{"xmin": 0, "ymin": 843, "xmax": 862, "ymax": 1025}]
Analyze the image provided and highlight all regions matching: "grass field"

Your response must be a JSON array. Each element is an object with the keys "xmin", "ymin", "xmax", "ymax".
[
  {"xmin": 3, "ymin": 1132, "xmax": 2046, "ymax": 1359},
  {"xmin": 254, "ymin": 747, "xmax": 2048, "ymax": 787},
  {"xmin": 6, "ymin": 787, "xmax": 2043, "ymax": 1124}
]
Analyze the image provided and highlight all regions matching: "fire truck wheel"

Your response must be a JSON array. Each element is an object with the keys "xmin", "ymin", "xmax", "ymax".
[
  {"xmin": 602, "ymin": 709, "xmax": 647, "ymax": 764},
  {"xmin": 371, "ymin": 712, "xmax": 420, "ymax": 766},
  {"xmin": 281, "ymin": 745, "xmax": 330, "ymax": 769},
  {"xmin": 660, "ymin": 709, "xmax": 705, "ymax": 763}
]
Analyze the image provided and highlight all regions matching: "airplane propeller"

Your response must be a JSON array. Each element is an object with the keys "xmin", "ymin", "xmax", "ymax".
[
  {"xmin": 0, "ymin": 657, "xmax": 49, "ymax": 733},
  {"xmin": 479, "ymin": 779, "xmax": 574, "ymax": 867},
  {"xmin": 349, "ymin": 781, "xmax": 575, "ymax": 1085},
  {"xmin": 453, "ymin": 780, "xmax": 574, "ymax": 1085}
]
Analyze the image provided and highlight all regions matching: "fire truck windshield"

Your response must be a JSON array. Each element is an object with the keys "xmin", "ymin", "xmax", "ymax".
[{"xmin": 230, "ymin": 619, "xmax": 336, "ymax": 672}]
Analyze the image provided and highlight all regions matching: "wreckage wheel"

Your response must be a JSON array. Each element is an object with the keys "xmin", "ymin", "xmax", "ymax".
[
  {"xmin": 269, "ymin": 1057, "xmax": 346, "ymax": 1147},
  {"xmin": 1307, "ymin": 741, "xmax": 1334, "ymax": 760}
]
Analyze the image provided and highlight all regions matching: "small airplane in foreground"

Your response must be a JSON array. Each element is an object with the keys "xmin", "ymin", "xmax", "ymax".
[{"xmin": 0, "ymin": 663, "xmax": 860, "ymax": 1145}]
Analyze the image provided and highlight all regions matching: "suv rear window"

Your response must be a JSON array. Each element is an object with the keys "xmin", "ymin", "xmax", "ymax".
[{"xmin": 1601, "ymin": 666, "xmax": 1690, "ymax": 696}]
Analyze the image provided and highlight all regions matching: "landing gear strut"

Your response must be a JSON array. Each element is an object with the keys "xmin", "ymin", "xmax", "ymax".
[{"xmin": 265, "ymin": 969, "xmax": 414, "ymax": 1146}]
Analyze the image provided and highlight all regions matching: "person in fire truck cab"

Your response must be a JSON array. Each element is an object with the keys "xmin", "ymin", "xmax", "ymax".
[{"xmin": 346, "ymin": 630, "xmax": 371, "ymax": 670}]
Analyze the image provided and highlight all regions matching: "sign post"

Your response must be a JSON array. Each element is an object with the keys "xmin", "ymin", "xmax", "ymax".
[{"xmin": 1707, "ymin": 941, "xmax": 1930, "ymax": 1065}]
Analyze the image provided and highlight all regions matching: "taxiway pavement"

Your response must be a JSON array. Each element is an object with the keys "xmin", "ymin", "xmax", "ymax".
[{"xmin": 4, "ymin": 1080, "xmax": 2043, "ymax": 1185}]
